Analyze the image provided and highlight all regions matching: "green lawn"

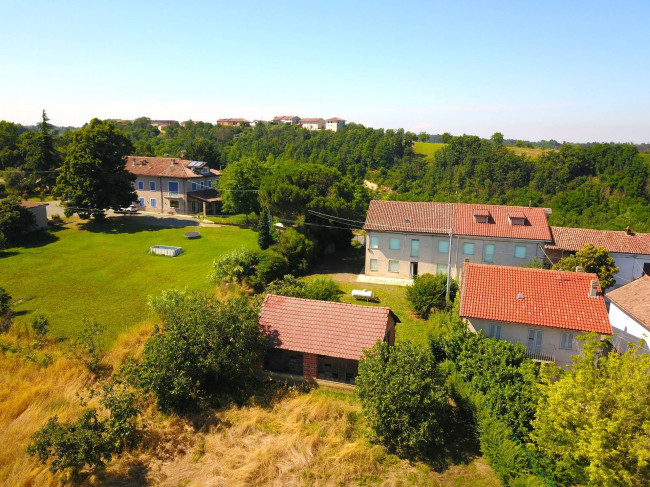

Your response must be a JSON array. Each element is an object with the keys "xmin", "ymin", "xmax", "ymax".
[
  {"xmin": 2, "ymin": 220, "xmax": 256, "ymax": 342},
  {"xmin": 413, "ymin": 141, "xmax": 446, "ymax": 159}
]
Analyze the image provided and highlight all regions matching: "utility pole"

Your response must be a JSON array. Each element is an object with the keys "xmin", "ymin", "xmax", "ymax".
[{"xmin": 446, "ymin": 229, "xmax": 453, "ymax": 301}]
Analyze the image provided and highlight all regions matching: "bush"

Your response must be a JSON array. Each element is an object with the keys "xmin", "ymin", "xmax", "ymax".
[
  {"xmin": 133, "ymin": 291, "xmax": 265, "ymax": 412},
  {"xmin": 276, "ymin": 227, "xmax": 315, "ymax": 275},
  {"xmin": 209, "ymin": 247, "xmax": 260, "ymax": 284},
  {"xmin": 406, "ymin": 273, "xmax": 458, "ymax": 319},
  {"xmin": 69, "ymin": 320, "xmax": 105, "ymax": 374},
  {"xmin": 251, "ymin": 248, "xmax": 290, "ymax": 289},
  {"xmin": 0, "ymin": 195, "xmax": 36, "ymax": 241},
  {"xmin": 0, "ymin": 286, "xmax": 10, "ymax": 315},
  {"xmin": 265, "ymin": 275, "xmax": 307, "ymax": 298},
  {"xmin": 303, "ymin": 276, "xmax": 342, "ymax": 301},
  {"xmin": 27, "ymin": 377, "xmax": 141, "ymax": 479},
  {"xmin": 356, "ymin": 341, "xmax": 452, "ymax": 458},
  {"xmin": 31, "ymin": 313, "xmax": 50, "ymax": 337}
]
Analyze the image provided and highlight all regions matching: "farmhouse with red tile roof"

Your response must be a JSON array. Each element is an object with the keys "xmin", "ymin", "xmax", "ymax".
[
  {"xmin": 546, "ymin": 226, "xmax": 650, "ymax": 289},
  {"xmin": 125, "ymin": 156, "xmax": 221, "ymax": 215},
  {"xmin": 259, "ymin": 294, "xmax": 399, "ymax": 384},
  {"xmin": 459, "ymin": 263, "xmax": 611, "ymax": 366},
  {"xmin": 216, "ymin": 118, "xmax": 250, "ymax": 127},
  {"xmin": 363, "ymin": 200, "xmax": 552, "ymax": 281}
]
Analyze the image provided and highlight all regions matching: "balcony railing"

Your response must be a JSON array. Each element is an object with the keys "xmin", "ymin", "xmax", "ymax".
[
  {"xmin": 167, "ymin": 191, "xmax": 179, "ymax": 197},
  {"xmin": 525, "ymin": 349, "xmax": 555, "ymax": 363}
]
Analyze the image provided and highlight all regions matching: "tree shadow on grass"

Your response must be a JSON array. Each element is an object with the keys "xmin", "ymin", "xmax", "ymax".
[
  {"xmin": 310, "ymin": 246, "xmax": 366, "ymax": 276},
  {"xmin": 78, "ymin": 219, "xmax": 172, "ymax": 235},
  {"xmin": 6, "ymin": 230, "xmax": 60, "ymax": 250},
  {"xmin": 82, "ymin": 459, "xmax": 148, "ymax": 487}
]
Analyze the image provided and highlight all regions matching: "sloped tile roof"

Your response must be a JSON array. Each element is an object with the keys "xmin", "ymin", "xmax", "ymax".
[
  {"xmin": 273, "ymin": 115, "xmax": 299, "ymax": 121},
  {"xmin": 187, "ymin": 189, "xmax": 221, "ymax": 202},
  {"xmin": 607, "ymin": 275, "xmax": 650, "ymax": 329},
  {"xmin": 299, "ymin": 118, "xmax": 324, "ymax": 123},
  {"xmin": 454, "ymin": 203, "xmax": 552, "ymax": 241},
  {"xmin": 364, "ymin": 201, "xmax": 551, "ymax": 240},
  {"xmin": 20, "ymin": 201, "xmax": 48, "ymax": 208},
  {"xmin": 459, "ymin": 263, "xmax": 612, "ymax": 334},
  {"xmin": 125, "ymin": 157, "xmax": 221, "ymax": 179},
  {"xmin": 546, "ymin": 226, "xmax": 650, "ymax": 255},
  {"xmin": 364, "ymin": 200, "xmax": 455, "ymax": 234},
  {"xmin": 326, "ymin": 117, "xmax": 346, "ymax": 121},
  {"xmin": 217, "ymin": 118, "xmax": 249, "ymax": 123},
  {"xmin": 259, "ymin": 295, "xmax": 398, "ymax": 360}
]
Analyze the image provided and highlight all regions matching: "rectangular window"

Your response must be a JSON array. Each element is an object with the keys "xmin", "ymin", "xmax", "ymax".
[
  {"xmin": 139, "ymin": 197, "xmax": 145, "ymax": 207},
  {"xmin": 528, "ymin": 329, "xmax": 543, "ymax": 353},
  {"xmin": 438, "ymin": 240, "xmax": 449, "ymax": 253},
  {"xmin": 515, "ymin": 245, "xmax": 527, "ymax": 259},
  {"xmin": 389, "ymin": 238, "xmax": 400, "ymax": 250},
  {"xmin": 191, "ymin": 182, "xmax": 197, "ymax": 191},
  {"xmin": 489, "ymin": 324, "xmax": 501, "ymax": 340},
  {"xmin": 151, "ymin": 198, "xmax": 157, "ymax": 208},
  {"xmin": 149, "ymin": 181, "xmax": 156, "ymax": 191},
  {"xmin": 369, "ymin": 259, "xmax": 378, "ymax": 271},
  {"xmin": 410, "ymin": 239, "xmax": 419, "ymax": 258},
  {"xmin": 169, "ymin": 200, "xmax": 180, "ymax": 209},
  {"xmin": 370, "ymin": 236, "xmax": 379, "ymax": 249},
  {"xmin": 437, "ymin": 264, "xmax": 448, "ymax": 275},
  {"xmin": 138, "ymin": 181, "xmax": 144, "ymax": 190},
  {"xmin": 388, "ymin": 260, "xmax": 399, "ymax": 273},
  {"xmin": 484, "ymin": 243, "xmax": 495, "ymax": 263},
  {"xmin": 463, "ymin": 242, "xmax": 475, "ymax": 255},
  {"xmin": 560, "ymin": 333, "xmax": 574, "ymax": 350},
  {"xmin": 168, "ymin": 181, "xmax": 179, "ymax": 196}
]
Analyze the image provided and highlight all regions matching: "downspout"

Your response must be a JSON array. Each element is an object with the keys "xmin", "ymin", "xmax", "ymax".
[
  {"xmin": 159, "ymin": 177, "xmax": 163, "ymax": 214},
  {"xmin": 446, "ymin": 229, "xmax": 453, "ymax": 301}
]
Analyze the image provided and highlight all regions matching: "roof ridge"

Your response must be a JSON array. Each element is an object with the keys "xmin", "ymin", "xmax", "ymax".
[{"xmin": 265, "ymin": 293, "xmax": 391, "ymax": 313}]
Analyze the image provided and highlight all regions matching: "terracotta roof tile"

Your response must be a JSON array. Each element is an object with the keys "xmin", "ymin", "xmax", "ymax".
[
  {"xmin": 259, "ymin": 295, "xmax": 397, "ymax": 360},
  {"xmin": 547, "ymin": 226, "xmax": 650, "ymax": 255},
  {"xmin": 125, "ymin": 157, "xmax": 221, "ymax": 179},
  {"xmin": 459, "ymin": 263, "xmax": 611, "ymax": 334},
  {"xmin": 365, "ymin": 200, "xmax": 455, "ymax": 234},
  {"xmin": 299, "ymin": 118, "xmax": 324, "ymax": 123},
  {"xmin": 217, "ymin": 118, "xmax": 249, "ymax": 123},
  {"xmin": 454, "ymin": 203, "xmax": 552, "ymax": 241},
  {"xmin": 606, "ymin": 275, "xmax": 650, "ymax": 328},
  {"xmin": 364, "ymin": 201, "xmax": 551, "ymax": 240},
  {"xmin": 326, "ymin": 117, "xmax": 346, "ymax": 121}
]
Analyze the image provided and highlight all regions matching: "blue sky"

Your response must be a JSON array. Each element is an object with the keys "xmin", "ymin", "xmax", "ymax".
[{"xmin": 1, "ymin": 0, "xmax": 648, "ymax": 142}]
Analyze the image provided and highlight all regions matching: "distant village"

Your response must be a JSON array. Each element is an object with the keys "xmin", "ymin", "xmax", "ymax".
[{"xmin": 117, "ymin": 116, "xmax": 347, "ymax": 132}]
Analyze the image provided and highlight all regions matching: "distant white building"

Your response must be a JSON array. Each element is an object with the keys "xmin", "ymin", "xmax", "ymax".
[
  {"xmin": 20, "ymin": 201, "xmax": 48, "ymax": 230},
  {"xmin": 607, "ymin": 275, "xmax": 650, "ymax": 353},
  {"xmin": 150, "ymin": 120, "xmax": 177, "ymax": 131},
  {"xmin": 326, "ymin": 117, "xmax": 346, "ymax": 131},
  {"xmin": 299, "ymin": 118, "xmax": 325, "ymax": 130}
]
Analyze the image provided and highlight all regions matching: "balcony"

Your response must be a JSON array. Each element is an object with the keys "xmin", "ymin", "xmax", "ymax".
[
  {"xmin": 525, "ymin": 349, "xmax": 555, "ymax": 363},
  {"xmin": 166, "ymin": 191, "xmax": 179, "ymax": 198}
]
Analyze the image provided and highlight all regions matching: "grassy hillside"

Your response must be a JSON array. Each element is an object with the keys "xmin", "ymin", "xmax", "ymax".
[
  {"xmin": 507, "ymin": 145, "xmax": 554, "ymax": 159},
  {"xmin": 414, "ymin": 141, "xmax": 446, "ymax": 158},
  {"xmin": 1, "ymin": 220, "xmax": 256, "ymax": 343}
]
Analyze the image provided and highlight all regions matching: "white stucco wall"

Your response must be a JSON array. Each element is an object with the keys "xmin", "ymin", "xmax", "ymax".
[
  {"xmin": 31, "ymin": 205, "xmax": 48, "ymax": 230},
  {"xmin": 608, "ymin": 302, "xmax": 650, "ymax": 342},
  {"xmin": 611, "ymin": 253, "xmax": 650, "ymax": 289}
]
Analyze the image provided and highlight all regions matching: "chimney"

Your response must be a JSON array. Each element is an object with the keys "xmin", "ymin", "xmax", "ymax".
[
  {"xmin": 576, "ymin": 266, "xmax": 584, "ymax": 273},
  {"xmin": 625, "ymin": 226, "xmax": 632, "ymax": 236},
  {"xmin": 588, "ymin": 279, "xmax": 599, "ymax": 298}
]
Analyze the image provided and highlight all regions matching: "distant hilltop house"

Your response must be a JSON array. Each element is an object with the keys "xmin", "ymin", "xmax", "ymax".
[
  {"xmin": 20, "ymin": 201, "xmax": 48, "ymax": 230},
  {"xmin": 149, "ymin": 120, "xmax": 177, "ymax": 131},
  {"xmin": 272, "ymin": 116, "xmax": 346, "ymax": 131},
  {"xmin": 326, "ymin": 117, "xmax": 346, "ymax": 131},
  {"xmin": 299, "ymin": 118, "xmax": 326, "ymax": 130},
  {"xmin": 459, "ymin": 263, "xmax": 612, "ymax": 367},
  {"xmin": 259, "ymin": 294, "xmax": 399, "ymax": 384},
  {"xmin": 363, "ymin": 201, "xmax": 552, "ymax": 282},
  {"xmin": 250, "ymin": 119, "xmax": 266, "ymax": 127},
  {"xmin": 607, "ymin": 275, "xmax": 650, "ymax": 354},
  {"xmin": 216, "ymin": 118, "xmax": 250, "ymax": 127},
  {"xmin": 125, "ymin": 156, "xmax": 221, "ymax": 215},
  {"xmin": 545, "ymin": 226, "xmax": 650, "ymax": 289}
]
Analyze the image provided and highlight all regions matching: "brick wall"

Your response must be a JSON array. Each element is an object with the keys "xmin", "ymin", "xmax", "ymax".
[{"xmin": 303, "ymin": 353, "xmax": 318, "ymax": 380}]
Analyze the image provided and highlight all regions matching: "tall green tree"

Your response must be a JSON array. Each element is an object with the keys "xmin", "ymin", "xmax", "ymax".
[
  {"xmin": 53, "ymin": 119, "xmax": 135, "ymax": 219},
  {"xmin": 532, "ymin": 335, "xmax": 650, "ymax": 486},
  {"xmin": 552, "ymin": 244, "xmax": 619, "ymax": 290},
  {"xmin": 22, "ymin": 110, "xmax": 61, "ymax": 189},
  {"xmin": 257, "ymin": 211, "xmax": 272, "ymax": 250},
  {"xmin": 221, "ymin": 157, "xmax": 264, "ymax": 216}
]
